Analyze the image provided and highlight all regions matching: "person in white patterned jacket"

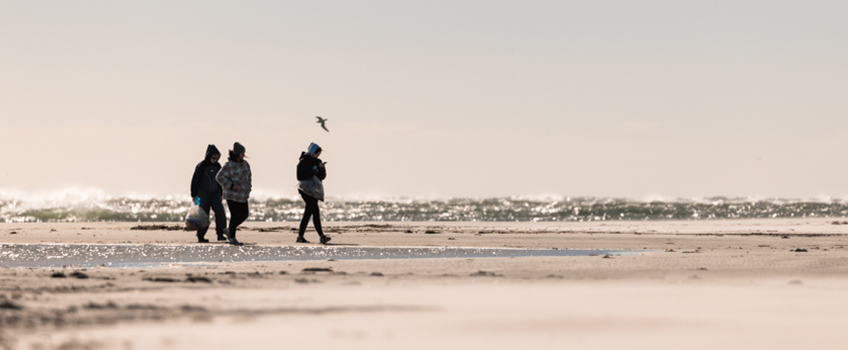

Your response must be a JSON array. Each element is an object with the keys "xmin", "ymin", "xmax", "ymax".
[{"xmin": 215, "ymin": 142, "xmax": 251, "ymax": 246}]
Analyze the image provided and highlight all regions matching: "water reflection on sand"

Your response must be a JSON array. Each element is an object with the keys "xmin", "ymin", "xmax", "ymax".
[{"xmin": 0, "ymin": 243, "xmax": 649, "ymax": 268}]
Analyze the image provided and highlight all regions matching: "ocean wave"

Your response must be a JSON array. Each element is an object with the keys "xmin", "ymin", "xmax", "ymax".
[{"xmin": 2, "ymin": 189, "xmax": 848, "ymax": 222}]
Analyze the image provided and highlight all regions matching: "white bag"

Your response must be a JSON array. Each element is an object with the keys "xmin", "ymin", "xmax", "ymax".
[
  {"xmin": 298, "ymin": 176, "xmax": 325, "ymax": 201},
  {"xmin": 184, "ymin": 204, "xmax": 210, "ymax": 230}
]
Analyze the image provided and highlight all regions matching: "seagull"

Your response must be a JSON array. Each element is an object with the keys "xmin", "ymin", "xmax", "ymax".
[{"xmin": 315, "ymin": 116, "xmax": 329, "ymax": 132}]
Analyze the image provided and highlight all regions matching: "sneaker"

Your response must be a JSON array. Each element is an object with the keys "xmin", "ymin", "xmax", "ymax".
[
  {"xmin": 228, "ymin": 237, "xmax": 243, "ymax": 246},
  {"xmin": 320, "ymin": 235, "xmax": 331, "ymax": 244},
  {"xmin": 296, "ymin": 236, "xmax": 310, "ymax": 243}
]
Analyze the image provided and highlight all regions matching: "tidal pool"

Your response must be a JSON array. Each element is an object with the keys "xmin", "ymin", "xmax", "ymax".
[{"xmin": 0, "ymin": 243, "xmax": 652, "ymax": 268}]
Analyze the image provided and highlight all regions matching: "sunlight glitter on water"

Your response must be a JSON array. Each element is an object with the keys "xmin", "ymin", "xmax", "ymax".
[
  {"xmin": 0, "ymin": 244, "xmax": 650, "ymax": 268},
  {"xmin": 5, "ymin": 195, "xmax": 848, "ymax": 223}
]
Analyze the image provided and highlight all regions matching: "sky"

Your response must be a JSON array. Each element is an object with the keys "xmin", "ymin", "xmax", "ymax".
[{"xmin": 1, "ymin": 1, "xmax": 847, "ymax": 199}]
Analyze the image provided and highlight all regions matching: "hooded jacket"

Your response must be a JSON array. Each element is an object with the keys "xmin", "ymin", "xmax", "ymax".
[
  {"xmin": 297, "ymin": 148, "xmax": 326, "ymax": 182},
  {"xmin": 190, "ymin": 145, "xmax": 222, "ymax": 198}
]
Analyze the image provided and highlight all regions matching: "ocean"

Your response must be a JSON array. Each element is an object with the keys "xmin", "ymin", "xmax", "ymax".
[{"xmin": 2, "ymin": 192, "xmax": 848, "ymax": 223}]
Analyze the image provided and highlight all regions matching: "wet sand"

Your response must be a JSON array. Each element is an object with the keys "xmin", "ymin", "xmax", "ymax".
[{"xmin": 1, "ymin": 219, "xmax": 848, "ymax": 349}]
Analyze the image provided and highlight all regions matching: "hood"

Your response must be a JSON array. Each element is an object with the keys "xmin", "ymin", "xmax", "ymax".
[
  {"xmin": 306, "ymin": 142, "xmax": 321, "ymax": 156},
  {"xmin": 205, "ymin": 145, "xmax": 220, "ymax": 161}
]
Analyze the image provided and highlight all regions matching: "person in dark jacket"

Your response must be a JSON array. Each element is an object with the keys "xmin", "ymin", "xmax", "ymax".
[
  {"xmin": 190, "ymin": 145, "xmax": 227, "ymax": 243},
  {"xmin": 296, "ymin": 143, "xmax": 330, "ymax": 244}
]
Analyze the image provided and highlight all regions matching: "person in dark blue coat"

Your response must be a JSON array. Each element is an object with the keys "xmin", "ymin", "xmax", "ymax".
[
  {"xmin": 190, "ymin": 145, "xmax": 227, "ymax": 243},
  {"xmin": 296, "ymin": 143, "xmax": 330, "ymax": 244}
]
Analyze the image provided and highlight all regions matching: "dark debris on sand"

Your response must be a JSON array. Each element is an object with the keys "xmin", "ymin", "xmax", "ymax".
[
  {"xmin": 69, "ymin": 271, "xmax": 89, "ymax": 279},
  {"xmin": 186, "ymin": 276, "xmax": 212, "ymax": 283},
  {"xmin": 470, "ymin": 270, "xmax": 502, "ymax": 277},
  {"xmin": 0, "ymin": 302, "xmax": 212, "ymax": 330},
  {"xmin": 301, "ymin": 268, "xmax": 333, "ymax": 274},
  {"xmin": 84, "ymin": 301, "xmax": 118, "ymax": 310},
  {"xmin": 142, "ymin": 277, "xmax": 179, "ymax": 283},
  {"xmin": 130, "ymin": 224, "xmax": 185, "ymax": 231},
  {"xmin": 0, "ymin": 301, "xmax": 23, "ymax": 310},
  {"xmin": 242, "ymin": 226, "xmax": 293, "ymax": 232},
  {"xmin": 295, "ymin": 278, "xmax": 321, "ymax": 284}
]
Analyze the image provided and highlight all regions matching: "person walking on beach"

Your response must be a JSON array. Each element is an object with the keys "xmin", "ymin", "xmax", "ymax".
[
  {"xmin": 215, "ymin": 142, "xmax": 251, "ymax": 246},
  {"xmin": 296, "ymin": 143, "xmax": 331, "ymax": 244},
  {"xmin": 190, "ymin": 145, "xmax": 227, "ymax": 243}
]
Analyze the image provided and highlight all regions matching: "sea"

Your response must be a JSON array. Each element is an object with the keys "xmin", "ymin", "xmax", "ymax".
[{"xmin": 2, "ymin": 190, "xmax": 848, "ymax": 223}]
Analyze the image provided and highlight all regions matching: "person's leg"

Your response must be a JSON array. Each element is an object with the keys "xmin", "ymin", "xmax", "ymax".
[
  {"xmin": 226, "ymin": 201, "xmax": 236, "ymax": 238},
  {"xmin": 299, "ymin": 192, "xmax": 329, "ymax": 243},
  {"xmin": 310, "ymin": 199, "xmax": 324, "ymax": 237},
  {"xmin": 236, "ymin": 202, "xmax": 249, "ymax": 226},
  {"xmin": 226, "ymin": 201, "xmax": 247, "ymax": 239},
  {"xmin": 298, "ymin": 191, "xmax": 314, "ymax": 238},
  {"xmin": 209, "ymin": 194, "xmax": 227, "ymax": 240},
  {"xmin": 298, "ymin": 206, "xmax": 312, "ymax": 237},
  {"xmin": 196, "ymin": 195, "xmax": 212, "ymax": 241}
]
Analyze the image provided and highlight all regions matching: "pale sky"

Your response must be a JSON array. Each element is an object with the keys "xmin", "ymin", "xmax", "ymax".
[{"xmin": 1, "ymin": 1, "xmax": 847, "ymax": 199}]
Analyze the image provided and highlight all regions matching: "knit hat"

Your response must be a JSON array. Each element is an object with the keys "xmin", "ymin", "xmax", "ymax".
[
  {"xmin": 306, "ymin": 143, "xmax": 322, "ymax": 156},
  {"xmin": 233, "ymin": 142, "xmax": 246, "ymax": 154}
]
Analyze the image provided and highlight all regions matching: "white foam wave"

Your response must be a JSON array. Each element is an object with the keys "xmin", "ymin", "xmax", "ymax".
[
  {"xmin": 0, "ymin": 187, "xmax": 111, "ymax": 209},
  {"xmin": 3, "ymin": 187, "xmax": 848, "ymax": 206}
]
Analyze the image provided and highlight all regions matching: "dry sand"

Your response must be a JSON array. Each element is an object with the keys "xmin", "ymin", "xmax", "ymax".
[{"xmin": 1, "ymin": 218, "xmax": 847, "ymax": 350}]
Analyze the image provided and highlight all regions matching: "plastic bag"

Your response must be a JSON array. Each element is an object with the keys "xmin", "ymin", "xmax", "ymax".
[
  {"xmin": 184, "ymin": 204, "xmax": 210, "ymax": 230},
  {"xmin": 297, "ymin": 176, "xmax": 324, "ymax": 201}
]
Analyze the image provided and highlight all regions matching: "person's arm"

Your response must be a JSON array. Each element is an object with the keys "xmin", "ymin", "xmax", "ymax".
[
  {"xmin": 190, "ymin": 163, "xmax": 203, "ymax": 198},
  {"xmin": 245, "ymin": 163, "xmax": 252, "ymax": 190},
  {"xmin": 216, "ymin": 169, "xmax": 223, "ymax": 194},
  {"xmin": 316, "ymin": 162, "xmax": 326, "ymax": 180},
  {"xmin": 296, "ymin": 159, "xmax": 311, "ymax": 181},
  {"xmin": 216, "ymin": 164, "xmax": 233, "ymax": 190}
]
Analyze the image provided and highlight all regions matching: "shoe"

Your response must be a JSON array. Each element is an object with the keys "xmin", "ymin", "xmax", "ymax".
[
  {"xmin": 216, "ymin": 234, "xmax": 227, "ymax": 241},
  {"xmin": 197, "ymin": 237, "xmax": 209, "ymax": 243},
  {"xmin": 228, "ymin": 237, "xmax": 243, "ymax": 246},
  {"xmin": 320, "ymin": 235, "xmax": 331, "ymax": 244},
  {"xmin": 296, "ymin": 236, "xmax": 309, "ymax": 243},
  {"xmin": 222, "ymin": 228, "xmax": 230, "ymax": 239}
]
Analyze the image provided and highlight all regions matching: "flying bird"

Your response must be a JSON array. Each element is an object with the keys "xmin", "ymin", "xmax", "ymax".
[{"xmin": 315, "ymin": 116, "xmax": 329, "ymax": 132}]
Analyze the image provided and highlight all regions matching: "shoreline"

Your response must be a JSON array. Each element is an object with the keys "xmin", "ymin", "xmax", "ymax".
[{"xmin": 1, "ymin": 219, "xmax": 847, "ymax": 349}]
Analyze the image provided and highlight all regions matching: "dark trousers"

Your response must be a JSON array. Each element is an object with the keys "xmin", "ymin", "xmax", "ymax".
[
  {"xmin": 299, "ymin": 190, "xmax": 324, "ymax": 237},
  {"xmin": 226, "ymin": 200, "xmax": 249, "ymax": 239},
  {"xmin": 197, "ymin": 192, "xmax": 227, "ymax": 239}
]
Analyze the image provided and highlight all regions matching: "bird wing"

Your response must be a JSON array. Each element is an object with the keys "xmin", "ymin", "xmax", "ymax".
[{"xmin": 321, "ymin": 124, "xmax": 329, "ymax": 132}]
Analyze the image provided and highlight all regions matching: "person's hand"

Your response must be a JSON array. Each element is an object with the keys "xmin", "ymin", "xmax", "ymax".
[{"xmin": 318, "ymin": 162, "xmax": 325, "ymax": 168}]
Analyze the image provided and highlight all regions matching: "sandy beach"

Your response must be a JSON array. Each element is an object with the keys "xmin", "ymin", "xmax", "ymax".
[
  {"xmin": 2, "ymin": 218, "xmax": 847, "ymax": 350},
  {"xmin": 6, "ymin": 1, "xmax": 848, "ymax": 349}
]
